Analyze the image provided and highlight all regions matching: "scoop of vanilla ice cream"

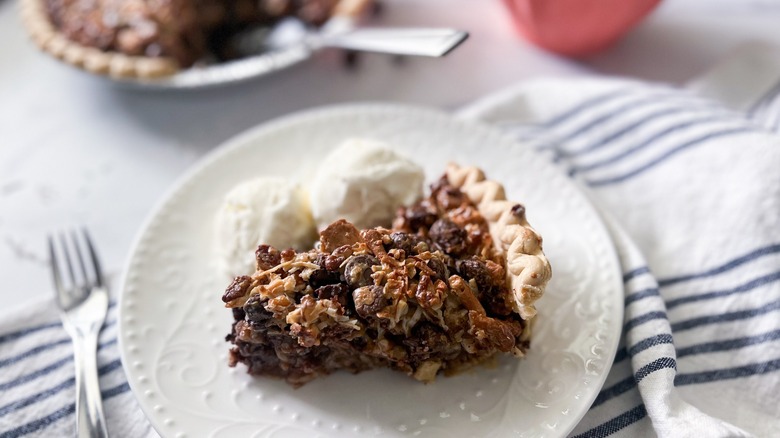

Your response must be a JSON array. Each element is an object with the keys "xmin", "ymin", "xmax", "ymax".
[
  {"xmin": 215, "ymin": 177, "xmax": 317, "ymax": 277},
  {"xmin": 310, "ymin": 139, "xmax": 424, "ymax": 230}
]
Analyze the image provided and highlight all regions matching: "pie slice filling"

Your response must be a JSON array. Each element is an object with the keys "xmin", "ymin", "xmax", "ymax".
[{"xmin": 222, "ymin": 167, "xmax": 548, "ymax": 386}]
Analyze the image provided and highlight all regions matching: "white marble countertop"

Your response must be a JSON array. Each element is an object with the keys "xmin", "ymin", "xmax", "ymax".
[{"xmin": 2, "ymin": 0, "xmax": 780, "ymax": 314}]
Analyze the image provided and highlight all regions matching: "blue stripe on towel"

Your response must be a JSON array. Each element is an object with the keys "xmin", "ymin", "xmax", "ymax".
[
  {"xmin": 591, "ymin": 375, "xmax": 635, "ymax": 408},
  {"xmin": 0, "ymin": 356, "xmax": 71, "ymax": 392},
  {"xmin": 499, "ymin": 87, "xmax": 642, "ymax": 142},
  {"xmin": 0, "ymin": 302, "xmax": 116, "ymax": 347},
  {"xmin": 542, "ymin": 88, "xmax": 637, "ymax": 127},
  {"xmin": 0, "ymin": 359, "xmax": 122, "ymax": 418},
  {"xmin": 569, "ymin": 114, "xmax": 737, "ymax": 175},
  {"xmin": 0, "ymin": 319, "xmax": 116, "ymax": 369},
  {"xmin": 586, "ymin": 127, "xmax": 753, "ymax": 187},
  {"xmin": 537, "ymin": 90, "xmax": 693, "ymax": 152},
  {"xmin": 677, "ymin": 330, "xmax": 780, "ymax": 358},
  {"xmin": 0, "ymin": 405, "xmax": 74, "ymax": 438},
  {"xmin": 625, "ymin": 288, "xmax": 660, "ymax": 306},
  {"xmin": 591, "ymin": 357, "xmax": 676, "ymax": 408},
  {"xmin": 623, "ymin": 267, "xmax": 650, "ymax": 283},
  {"xmin": 0, "ymin": 336, "xmax": 119, "ymax": 392},
  {"xmin": 0, "ymin": 323, "xmax": 61, "ymax": 345},
  {"xmin": 614, "ymin": 326, "xmax": 780, "ymax": 368},
  {"xmin": 574, "ymin": 404, "xmax": 647, "ymax": 438},
  {"xmin": 666, "ymin": 271, "xmax": 780, "ymax": 310},
  {"xmin": 0, "ymin": 339, "xmax": 71, "ymax": 369},
  {"xmin": 551, "ymin": 93, "xmax": 692, "ymax": 149},
  {"xmin": 635, "ymin": 357, "xmax": 677, "ymax": 381},
  {"xmin": 671, "ymin": 299, "xmax": 780, "ymax": 332},
  {"xmin": 613, "ymin": 348, "xmax": 628, "ymax": 363},
  {"xmin": 585, "ymin": 359, "xmax": 780, "ymax": 436},
  {"xmin": 623, "ymin": 242, "xmax": 779, "ymax": 292},
  {"xmin": 566, "ymin": 104, "xmax": 722, "ymax": 158},
  {"xmin": 594, "ymin": 353, "xmax": 780, "ymax": 412},
  {"xmin": 675, "ymin": 358, "xmax": 780, "ymax": 386},
  {"xmin": 658, "ymin": 243, "xmax": 780, "ymax": 287},
  {"xmin": 0, "ymin": 382, "xmax": 131, "ymax": 438},
  {"xmin": 628, "ymin": 334, "xmax": 674, "ymax": 358},
  {"xmin": 625, "ymin": 311, "xmax": 668, "ymax": 332}
]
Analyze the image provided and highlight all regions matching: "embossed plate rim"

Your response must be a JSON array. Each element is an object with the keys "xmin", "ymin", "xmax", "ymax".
[{"xmin": 118, "ymin": 103, "xmax": 623, "ymax": 437}]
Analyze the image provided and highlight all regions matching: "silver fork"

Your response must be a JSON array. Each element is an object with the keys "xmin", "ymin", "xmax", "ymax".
[{"xmin": 49, "ymin": 230, "xmax": 109, "ymax": 438}]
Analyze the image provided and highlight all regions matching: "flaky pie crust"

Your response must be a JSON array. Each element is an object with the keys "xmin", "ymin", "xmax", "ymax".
[{"xmin": 446, "ymin": 163, "xmax": 552, "ymax": 320}]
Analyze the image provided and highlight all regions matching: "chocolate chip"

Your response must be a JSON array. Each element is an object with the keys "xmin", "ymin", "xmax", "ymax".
[
  {"xmin": 429, "ymin": 219, "xmax": 467, "ymax": 255},
  {"xmin": 404, "ymin": 205, "xmax": 437, "ymax": 232},
  {"xmin": 243, "ymin": 295, "xmax": 272, "ymax": 324},
  {"xmin": 315, "ymin": 283, "xmax": 349, "ymax": 308},
  {"xmin": 387, "ymin": 232, "xmax": 415, "ymax": 255},
  {"xmin": 309, "ymin": 269, "xmax": 340, "ymax": 288},
  {"xmin": 352, "ymin": 285, "xmax": 387, "ymax": 318},
  {"xmin": 344, "ymin": 254, "xmax": 379, "ymax": 289}
]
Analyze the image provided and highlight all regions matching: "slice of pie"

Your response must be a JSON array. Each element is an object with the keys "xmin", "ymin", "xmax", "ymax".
[
  {"xmin": 222, "ymin": 164, "xmax": 551, "ymax": 386},
  {"xmin": 21, "ymin": 0, "xmax": 370, "ymax": 78}
]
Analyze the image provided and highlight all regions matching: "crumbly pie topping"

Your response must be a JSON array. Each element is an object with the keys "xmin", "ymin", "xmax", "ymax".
[{"xmin": 222, "ymin": 167, "xmax": 550, "ymax": 386}]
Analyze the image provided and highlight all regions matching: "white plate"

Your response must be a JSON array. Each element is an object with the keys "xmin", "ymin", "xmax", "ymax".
[{"xmin": 118, "ymin": 104, "xmax": 623, "ymax": 438}]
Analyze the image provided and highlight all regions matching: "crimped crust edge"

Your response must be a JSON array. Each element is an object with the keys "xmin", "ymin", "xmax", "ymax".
[
  {"xmin": 20, "ymin": 0, "xmax": 187, "ymax": 79},
  {"xmin": 446, "ymin": 163, "xmax": 552, "ymax": 320}
]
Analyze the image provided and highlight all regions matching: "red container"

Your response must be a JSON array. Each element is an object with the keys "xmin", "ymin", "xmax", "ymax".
[{"xmin": 502, "ymin": 0, "xmax": 661, "ymax": 57}]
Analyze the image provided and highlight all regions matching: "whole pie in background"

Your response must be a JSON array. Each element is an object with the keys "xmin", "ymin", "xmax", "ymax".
[{"xmin": 21, "ymin": 0, "xmax": 371, "ymax": 78}]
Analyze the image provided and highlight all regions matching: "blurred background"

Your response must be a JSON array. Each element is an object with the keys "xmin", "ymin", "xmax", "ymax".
[{"xmin": 1, "ymin": 0, "xmax": 780, "ymax": 313}]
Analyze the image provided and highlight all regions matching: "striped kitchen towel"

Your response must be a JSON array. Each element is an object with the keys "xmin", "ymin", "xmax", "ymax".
[
  {"xmin": 460, "ymin": 77, "xmax": 780, "ymax": 437},
  {"xmin": 0, "ymin": 297, "xmax": 157, "ymax": 437},
  {"xmin": 2, "ymin": 80, "xmax": 779, "ymax": 437}
]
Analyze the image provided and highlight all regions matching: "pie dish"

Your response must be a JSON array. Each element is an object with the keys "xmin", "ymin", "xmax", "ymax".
[
  {"xmin": 20, "ymin": 0, "xmax": 370, "ymax": 79},
  {"xmin": 222, "ymin": 165, "xmax": 552, "ymax": 385}
]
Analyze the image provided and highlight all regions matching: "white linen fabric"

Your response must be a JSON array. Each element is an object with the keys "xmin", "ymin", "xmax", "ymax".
[{"xmin": 1, "ymin": 77, "xmax": 779, "ymax": 438}]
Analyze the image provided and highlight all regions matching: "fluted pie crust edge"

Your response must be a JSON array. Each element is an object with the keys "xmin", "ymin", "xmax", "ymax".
[{"xmin": 446, "ymin": 163, "xmax": 552, "ymax": 320}]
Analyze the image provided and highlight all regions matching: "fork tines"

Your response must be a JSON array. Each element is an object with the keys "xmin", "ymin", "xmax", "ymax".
[{"xmin": 48, "ymin": 229, "xmax": 105, "ymax": 308}]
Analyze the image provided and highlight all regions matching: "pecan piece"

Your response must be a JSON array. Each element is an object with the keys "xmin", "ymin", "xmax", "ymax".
[
  {"xmin": 361, "ymin": 229, "xmax": 387, "ymax": 258},
  {"xmin": 222, "ymin": 275, "xmax": 252, "ymax": 304},
  {"xmin": 469, "ymin": 311, "xmax": 516, "ymax": 352},
  {"xmin": 414, "ymin": 275, "xmax": 446, "ymax": 311},
  {"xmin": 449, "ymin": 275, "xmax": 485, "ymax": 314},
  {"xmin": 320, "ymin": 219, "xmax": 362, "ymax": 253}
]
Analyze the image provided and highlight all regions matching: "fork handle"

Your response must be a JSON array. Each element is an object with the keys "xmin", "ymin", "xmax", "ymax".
[
  {"xmin": 317, "ymin": 28, "xmax": 469, "ymax": 57},
  {"xmin": 72, "ymin": 329, "xmax": 109, "ymax": 438}
]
